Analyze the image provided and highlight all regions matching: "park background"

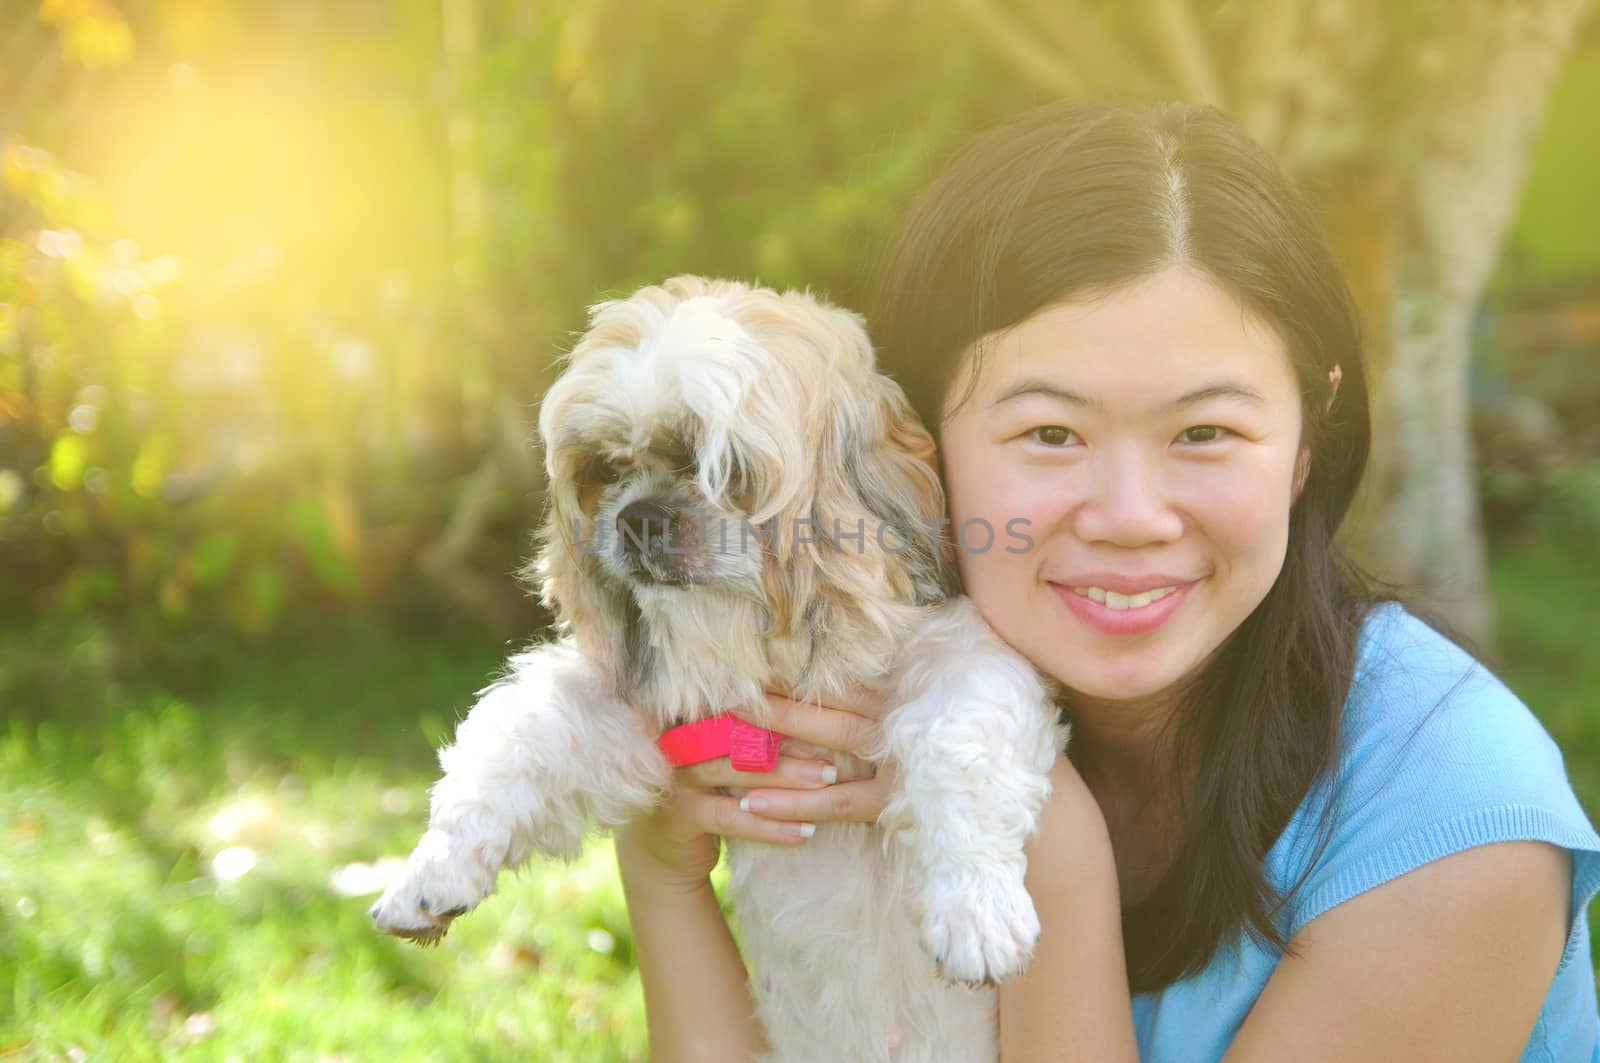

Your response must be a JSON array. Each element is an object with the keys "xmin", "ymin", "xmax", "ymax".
[{"xmin": 2, "ymin": 0, "xmax": 1598, "ymax": 1059}]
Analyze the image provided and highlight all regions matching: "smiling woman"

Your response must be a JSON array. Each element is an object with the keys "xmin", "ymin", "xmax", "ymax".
[{"xmin": 940, "ymin": 271, "xmax": 1307, "ymax": 700}]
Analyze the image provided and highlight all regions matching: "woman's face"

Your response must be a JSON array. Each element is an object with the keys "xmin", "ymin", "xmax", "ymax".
[{"xmin": 938, "ymin": 268, "xmax": 1307, "ymax": 711}]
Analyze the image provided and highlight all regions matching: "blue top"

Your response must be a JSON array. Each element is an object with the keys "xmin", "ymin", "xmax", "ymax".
[{"xmin": 1132, "ymin": 603, "xmax": 1600, "ymax": 1062}]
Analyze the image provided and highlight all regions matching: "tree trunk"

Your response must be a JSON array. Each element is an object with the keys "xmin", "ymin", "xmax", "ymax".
[{"xmin": 1353, "ymin": 0, "xmax": 1591, "ymax": 649}]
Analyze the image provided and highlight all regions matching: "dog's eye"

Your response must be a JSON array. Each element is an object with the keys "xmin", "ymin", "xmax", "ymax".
[
  {"xmin": 724, "ymin": 453, "xmax": 751, "ymax": 497},
  {"xmin": 583, "ymin": 457, "xmax": 621, "ymax": 485},
  {"xmin": 655, "ymin": 436, "xmax": 696, "ymax": 478}
]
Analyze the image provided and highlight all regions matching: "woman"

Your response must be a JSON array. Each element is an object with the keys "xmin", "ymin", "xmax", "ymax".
[{"xmin": 613, "ymin": 100, "xmax": 1600, "ymax": 1061}]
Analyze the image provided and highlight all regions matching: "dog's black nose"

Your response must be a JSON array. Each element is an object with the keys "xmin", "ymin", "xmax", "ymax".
[{"xmin": 616, "ymin": 499, "xmax": 673, "ymax": 553}]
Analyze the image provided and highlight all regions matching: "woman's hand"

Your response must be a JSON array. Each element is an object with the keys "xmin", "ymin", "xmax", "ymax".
[
  {"xmin": 614, "ymin": 686, "xmax": 893, "ymax": 890},
  {"xmin": 730, "ymin": 684, "xmax": 892, "ymax": 827}
]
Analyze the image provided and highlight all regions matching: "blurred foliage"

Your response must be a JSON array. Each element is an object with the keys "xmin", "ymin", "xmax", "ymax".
[
  {"xmin": 1474, "ymin": 295, "xmax": 1600, "ymax": 545},
  {"xmin": 0, "ymin": 0, "xmax": 1035, "ymax": 640},
  {"xmin": 1505, "ymin": 43, "xmax": 1600, "ymax": 281},
  {"xmin": 1474, "ymin": 40, "xmax": 1600, "ymax": 547},
  {"xmin": 0, "ymin": 0, "xmax": 1595, "ymax": 642}
]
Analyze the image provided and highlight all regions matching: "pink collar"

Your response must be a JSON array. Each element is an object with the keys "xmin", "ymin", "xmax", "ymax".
[{"xmin": 657, "ymin": 712, "xmax": 785, "ymax": 772}]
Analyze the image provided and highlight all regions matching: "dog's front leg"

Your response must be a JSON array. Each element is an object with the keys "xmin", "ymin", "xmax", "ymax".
[
  {"xmin": 370, "ymin": 639, "xmax": 669, "ymax": 943},
  {"xmin": 878, "ymin": 597, "xmax": 1069, "ymax": 985}
]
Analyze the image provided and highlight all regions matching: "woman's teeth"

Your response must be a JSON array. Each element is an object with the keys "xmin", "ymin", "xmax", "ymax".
[{"xmin": 1071, "ymin": 585, "xmax": 1178, "ymax": 610}]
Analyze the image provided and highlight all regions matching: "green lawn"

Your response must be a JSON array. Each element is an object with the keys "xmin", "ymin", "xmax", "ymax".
[
  {"xmin": 0, "ymin": 620, "xmax": 651, "ymax": 1062},
  {"xmin": 1491, "ymin": 530, "xmax": 1600, "ymax": 808},
  {"xmin": 2, "ymin": 530, "xmax": 1597, "ymax": 1060}
]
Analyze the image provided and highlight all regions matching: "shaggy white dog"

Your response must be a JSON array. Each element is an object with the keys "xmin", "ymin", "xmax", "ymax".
[{"xmin": 370, "ymin": 276, "xmax": 1066, "ymax": 1062}]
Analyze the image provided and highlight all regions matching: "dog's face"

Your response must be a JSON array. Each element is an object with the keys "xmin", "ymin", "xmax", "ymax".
[{"xmin": 531, "ymin": 276, "xmax": 952, "ymax": 718}]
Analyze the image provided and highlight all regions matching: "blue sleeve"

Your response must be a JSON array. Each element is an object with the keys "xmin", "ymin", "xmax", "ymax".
[{"xmin": 1275, "ymin": 605, "xmax": 1600, "ymax": 977}]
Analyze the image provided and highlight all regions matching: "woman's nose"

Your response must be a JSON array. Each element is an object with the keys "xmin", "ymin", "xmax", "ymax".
[{"xmin": 1072, "ymin": 448, "xmax": 1184, "ymax": 547}]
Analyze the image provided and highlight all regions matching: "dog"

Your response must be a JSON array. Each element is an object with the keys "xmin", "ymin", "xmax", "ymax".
[{"xmin": 369, "ymin": 276, "xmax": 1067, "ymax": 1062}]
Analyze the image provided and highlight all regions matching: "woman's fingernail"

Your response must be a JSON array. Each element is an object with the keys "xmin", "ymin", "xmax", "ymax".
[
  {"xmin": 741, "ymin": 795, "xmax": 770, "ymax": 814},
  {"xmin": 820, "ymin": 765, "xmax": 838, "ymax": 785},
  {"xmin": 793, "ymin": 822, "xmax": 816, "ymax": 839}
]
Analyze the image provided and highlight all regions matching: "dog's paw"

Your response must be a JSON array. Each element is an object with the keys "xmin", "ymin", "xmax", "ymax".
[
  {"xmin": 918, "ymin": 864, "xmax": 1041, "ymax": 986},
  {"xmin": 368, "ymin": 888, "xmax": 471, "ymax": 946},
  {"xmin": 368, "ymin": 831, "xmax": 495, "ymax": 946}
]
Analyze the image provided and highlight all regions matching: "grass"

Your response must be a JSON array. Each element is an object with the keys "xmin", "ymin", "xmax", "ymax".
[
  {"xmin": 2, "ymin": 527, "xmax": 1597, "ymax": 1060},
  {"xmin": 0, "ymin": 618, "xmax": 651, "ymax": 1062}
]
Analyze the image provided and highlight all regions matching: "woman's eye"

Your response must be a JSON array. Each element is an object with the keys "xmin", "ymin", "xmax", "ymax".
[
  {"xmin": 1179, "ymin": 425, "xmax": 1227, "ymax": 444},
  {"xmin": 1032, "ymin": 426, "xmax": 1077, "ymax": 447}
]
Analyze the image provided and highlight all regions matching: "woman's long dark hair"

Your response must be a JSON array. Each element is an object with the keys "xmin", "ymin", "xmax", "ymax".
[{"xmin": 869, "ymin": 99, "xmax": 1383, "ymax": 992}]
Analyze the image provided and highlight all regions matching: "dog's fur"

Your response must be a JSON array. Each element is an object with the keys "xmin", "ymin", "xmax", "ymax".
[{"xmin": 370, "ymin": 276, "xmax": 1066, "ymax": 1062}]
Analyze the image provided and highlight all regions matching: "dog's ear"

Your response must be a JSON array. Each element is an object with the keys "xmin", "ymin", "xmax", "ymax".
[
  {"xmin": 838, "ymin": 375, "xmax": 958, "ymax": 605},
  {"xmin": 773, "ymin": 359, "xmax": 954, "ymax": 691},
  {"xmin": 796, "ymin": 301, "xmax": 955, "ymax": 608}
]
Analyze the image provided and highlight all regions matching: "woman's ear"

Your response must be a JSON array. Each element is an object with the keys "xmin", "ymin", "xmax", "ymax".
[{"xmin": 1293, "ymin": 444, "xmax": 1312, "ymax": 502}]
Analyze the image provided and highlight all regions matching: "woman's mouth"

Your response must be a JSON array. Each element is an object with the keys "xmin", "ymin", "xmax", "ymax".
[
  {"xmin": 1069, "ymin": 584, "xmax": 1180, "ymax": 610},
  {"xmin": 1050, "ymin": 580, "xmax": 1194, "ymax": 636}
]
